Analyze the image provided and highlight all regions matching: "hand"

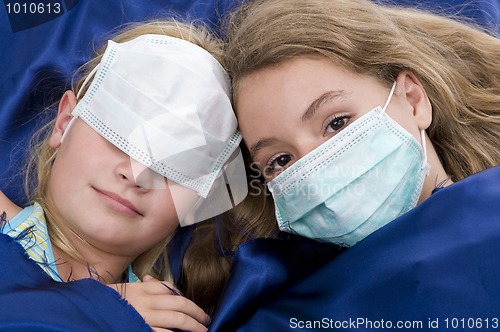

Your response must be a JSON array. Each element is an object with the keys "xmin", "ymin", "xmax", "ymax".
[{"xmin": 108, "ymin": 275, "xmax": 210, "ymax": 332}]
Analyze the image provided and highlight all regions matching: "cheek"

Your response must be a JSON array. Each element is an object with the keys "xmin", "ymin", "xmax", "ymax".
[
  {"xmin": 166, "ymin": 181, "xmax": 202, "ymax": 224},
  {"xmin": 149, "ymin": 189, "xmax": 182, "ymax": 231},
  {"xmin": 399, "ymin": 119, "xmax": 421, "ymax": 143},
  {"xmin": 47, "ymin": 150, "xmax": 83, "ymax": 200},
  {"xmin": 386, "ymin": 105, "xmax": 422, "ymax": 142},
  {"xmin": 153, "ymin": 215, "xmax": 178, "ymax": 238},
  {"xmin": 144, "ymin": 207, "xmax": 179, "ymax": 248}
]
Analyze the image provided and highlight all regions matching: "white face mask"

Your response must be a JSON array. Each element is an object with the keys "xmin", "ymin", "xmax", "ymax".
[
  {"xmin": 62, "ymin": 34, "xmax": 247, "ymax": 225},
  {"xmin": 267, "ymin": 82, "xmax": 430, "ymax": 247}
]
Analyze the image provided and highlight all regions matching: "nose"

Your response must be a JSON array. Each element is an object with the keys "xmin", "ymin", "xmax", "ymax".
[
  {"xmin": 295, "ymin": 137, "xmax": 325, "ymax": 160},
  {"xmin": 115, "ymin": 157, "xmax": 167, "ymax": 190}
]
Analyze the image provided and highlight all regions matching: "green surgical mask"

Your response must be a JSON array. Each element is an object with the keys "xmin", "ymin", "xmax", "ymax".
[{"xmin": 267, "ymin": 83, "xmax": 430, "ymax": 247}]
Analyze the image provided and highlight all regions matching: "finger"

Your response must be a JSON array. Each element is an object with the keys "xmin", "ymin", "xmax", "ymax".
[
  {"xmin": 141, "ymin": 275, "xmax": 178, "ymax": 294},
  {"xmin": 128, "ymin": 280, "xmax": 173, "ymax": 295},
  {"xmin": 124, "ymin": 282, "xmax": 210, "ymax": 326},
  {"xmin": 146, "ymin": 310, "xmax": 208, "ymax": 332},
  {"xmin": 142, "ymin": 274, "xmax": 157, "ymax": 282},
  {"xmin": 107, "ymin": 283, "xmax": 129, "ymax": 297},
  {"xmin": 159, "ymin": 280, "xmax": 178, "ymax": 291},
  {"xmin": 139, "ymin": 279, "xmax": 182, "ymax": 296},
  {"xmin": 147, "ymin": 295, "xmax": 211, "ymax": 326},
  {"xmin": 161, "ymin": 282, "xmax": 183, "ymax": 296}
]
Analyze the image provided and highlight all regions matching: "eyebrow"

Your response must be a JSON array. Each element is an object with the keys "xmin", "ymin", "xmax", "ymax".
[
  {"xmin": 301, "ymin": 90, "xmax": 347, "ymax": 122},
  {"xmin": 249, "ymin": 90, "xmax": 347, "ymax": 160},
  {"xmin": 249, "ymin": 137, "xmax": 278, "ymax": 160}
]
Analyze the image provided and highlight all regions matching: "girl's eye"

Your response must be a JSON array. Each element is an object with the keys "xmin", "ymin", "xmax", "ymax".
[
  {"xmin": 264, "ymin": 153, "xmax": 293, "ymax": 178},
  {"xmin": 325, "ymin": 115, "xmax": 350, "ymax": 135}
]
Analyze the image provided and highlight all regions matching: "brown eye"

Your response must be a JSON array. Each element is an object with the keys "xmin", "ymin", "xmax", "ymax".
[
  {"xmin": 275, "ymin": 155, "xmax": 291, "ymax": 168},
  {"xmin": 265, "ymin": 153, "xmax": 293, "ymax": 178},
  {"xmin": 325, "ymin": 115, "xmax": 350, "ymax": 134}
]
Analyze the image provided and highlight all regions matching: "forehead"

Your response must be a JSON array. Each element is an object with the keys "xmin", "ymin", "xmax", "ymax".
[
  {"xmin": 235, "ymin": 56, "xmax": 363, "ymax": 104},
  {"xmin": 234, "ymin": 56, "xmax": 376, "ymax": 121},
  {"xmin": 234, "ymin": 55, "xmax": 382, "ymax": 106},
  {"xmin": 233, "ymin": 56, "xmax": 389, "ymax": 147}
]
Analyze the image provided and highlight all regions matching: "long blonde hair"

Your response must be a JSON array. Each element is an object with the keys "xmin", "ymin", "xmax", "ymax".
[
  {"xmin": 224, "ymin": 0, "xmax": 500, "ymax": 180},
  {"xmin": 25, "ymin": 19, "xmax": 226, "ymax": 282},
  {"xmin": 179, "ymin": 177, "xmax": 279, "ymax": 315}
]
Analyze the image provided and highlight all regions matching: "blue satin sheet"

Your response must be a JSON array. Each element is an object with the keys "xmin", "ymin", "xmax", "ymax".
[
  {"xmin": 210, "ymin": 166, "xmax": 500, "ymax": 331},
  {"xmin": 0, "ymin": 232, "xmax": 152, "ymax": 331}
]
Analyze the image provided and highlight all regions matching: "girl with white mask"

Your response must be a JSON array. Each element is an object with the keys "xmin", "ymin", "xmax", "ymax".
[{"xmin": 0, "ymin": 19, "xmax": 247, "ymax": 331}]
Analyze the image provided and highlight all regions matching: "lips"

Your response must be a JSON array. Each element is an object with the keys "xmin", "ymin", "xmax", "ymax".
[{"xmin": 94, "ymin": 188, "xmax": 143, "ymax": 217}]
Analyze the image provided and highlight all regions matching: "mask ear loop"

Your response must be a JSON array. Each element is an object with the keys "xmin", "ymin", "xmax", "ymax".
[
  {"xmin": 378, "ymin": 82, "xmax": 397, "ymax": 119},
  {"xmin": 420, "ymin": 129, "xmax": 431, "ymax": 174},
  {"xmin": 60, "ymin": 64, "xmax": 100, "ymax": 144},
  {"xmin": 379, "ymin": 82, "xmax": 430, "ymax": 174},
  {"xmin": 75, "ymin": 64, "xmax": 99, "ymax": 100}
]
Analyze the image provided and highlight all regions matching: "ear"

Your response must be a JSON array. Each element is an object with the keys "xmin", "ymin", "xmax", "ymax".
[
  {"xmin": 395, "ymin": 71, "xmax": 432, "ymax": 130},
  {"xmin": 49, "ymin": 90, "xmax": 77, "ymax": 149}
]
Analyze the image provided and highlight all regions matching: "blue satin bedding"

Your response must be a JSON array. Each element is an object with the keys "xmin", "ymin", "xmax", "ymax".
[{"xmin": 1, "ymin": 1, "xmax": 498, "ymax": 330}]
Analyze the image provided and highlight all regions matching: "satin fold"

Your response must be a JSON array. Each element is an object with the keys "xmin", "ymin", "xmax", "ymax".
[
  {"xmin": 210, "ymin": 166, "xmax": 500, "ymax": 331},
  {"xmin": 0, "ymin": 234, "xmax": 151, "ymax": 331}
]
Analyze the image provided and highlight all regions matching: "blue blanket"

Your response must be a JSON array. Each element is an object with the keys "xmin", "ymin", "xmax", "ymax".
[
  {"xmin": 209, "ymin": 166, "xmax": 500, "ymax": 331},
  {"xmin": 0, "ymin": 231, "xmax": 152, "ymax": 331},
  {"xmin": 0, "ymin": 1, "xmax": 499, "ymax": 330}
]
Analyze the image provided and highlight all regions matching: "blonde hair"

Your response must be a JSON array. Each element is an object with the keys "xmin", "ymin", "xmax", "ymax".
[
  {"xmin": 179, "ymin": 178, "xmax": 278, "ymax": 315},
  {"xmin": 224, "ymin": 0, "xmax": 500, "ymax": 180},
  {"xmin": 25, "ymin": 19, "xmax": 225, "ymax": 282}
]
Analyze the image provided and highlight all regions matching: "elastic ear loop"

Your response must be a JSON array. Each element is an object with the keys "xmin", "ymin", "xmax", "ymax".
[
  {"xmin": 378, "ymin": 81, "xmax": 397, "ymax": 118},
  {"xmin": 378, "ymin": 82, "xmax": 429, "ymax": 173},
  {"xmin": 60, "ymin": 65, "xmax": 100, "ymax": 144},
  {"xmin": 420, "ymin": 129, "xmax": 430, "ymax": 174}
]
